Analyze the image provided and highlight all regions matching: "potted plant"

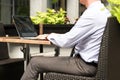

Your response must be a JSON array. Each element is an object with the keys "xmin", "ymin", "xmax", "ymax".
[
  {"xmin": 30, "ymin": 8, "xmax": 73, "ymax": 34},
  {"xmin": 30, "ymin": 8, "xmax": 70, "ymax": 24},
  {"xmin": 107, "ymin": 0, "xmax": 120, "ymax": 23}
]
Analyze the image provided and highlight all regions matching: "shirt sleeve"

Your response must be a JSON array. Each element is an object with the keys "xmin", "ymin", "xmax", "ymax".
[{"xmin": 47, "ymin": 16, "xmax": 95, "ymax": 48}]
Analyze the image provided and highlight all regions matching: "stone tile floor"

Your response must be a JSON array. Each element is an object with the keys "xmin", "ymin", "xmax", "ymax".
[{"xmin": 9, "ymin": 43, "xmax": 72, "ymax": 58}]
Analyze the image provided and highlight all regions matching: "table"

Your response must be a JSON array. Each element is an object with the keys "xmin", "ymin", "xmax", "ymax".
[
  {"xmin": 0, "ymin": 36, "xmax": 51, "ymax": 66},
  {"xmin": 0, "ymin": 37, "xmax": 51, "ymax": 44}
]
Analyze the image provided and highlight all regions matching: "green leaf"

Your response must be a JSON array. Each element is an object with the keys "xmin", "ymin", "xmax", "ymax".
[
  {"xmin": 30, "ymin": 8, "xmax": 68, "ymax": 24},
  {"xmin": 52, "ymin": 0, "xmax": 58, "ymax": 3},
  {"xmin": 107, "ymin": 0, "xmax": 120, "ymax": 23}
]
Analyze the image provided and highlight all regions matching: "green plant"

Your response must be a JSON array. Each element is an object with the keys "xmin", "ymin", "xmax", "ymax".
[
  {"xmin": 52, "ymin": 0, "xmax": 58, "ymax": 3},
  {"xmin": 31, "ymin": 8, "xmax": 69, "ymax": 24},
  {"xmin": 107, "ymin": 0, "xmax": 120, "ymax": 23}
]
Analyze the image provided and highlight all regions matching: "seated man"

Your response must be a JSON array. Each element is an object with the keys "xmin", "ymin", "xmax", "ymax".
[{"xmin": 21, "ymin": 0, "xmax": 111, "ymax": 80}]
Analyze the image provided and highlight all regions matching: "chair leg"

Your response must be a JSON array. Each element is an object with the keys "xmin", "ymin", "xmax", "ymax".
[{"xmin": 40, "ymin": 73, "xmax": 43, "ymax": 80}]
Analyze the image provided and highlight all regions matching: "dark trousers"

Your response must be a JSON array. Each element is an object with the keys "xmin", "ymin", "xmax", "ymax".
[{"xmin": 21, "ymin": 56, "xmax": 97, "ymax": 80}]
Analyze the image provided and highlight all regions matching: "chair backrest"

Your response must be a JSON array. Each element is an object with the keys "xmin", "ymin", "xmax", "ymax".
[
  {"xmin": 96, "ymin": 17, "xmax": 120, "ymax": 80},
  {"xmin": 107, "ymin": 17, "xmax": 120, "ymax": 80},
  {"xmin": 0, "ymin": 23, "xmax": 9, "ymax": 60}
]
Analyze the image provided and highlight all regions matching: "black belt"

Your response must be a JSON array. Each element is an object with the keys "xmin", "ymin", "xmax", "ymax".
[
  {"xmin": 86, "ymin": 62, "xmax": 98, "ymax": 67},
  {"xmin": 74, "ymin": 54, "xmax": 98, "ymax": 67}
]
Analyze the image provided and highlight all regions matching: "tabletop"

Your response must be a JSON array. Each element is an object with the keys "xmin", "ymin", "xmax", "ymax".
[{"xmin": 0, "ymin": 37, "xmax": 51, "ymax": 45}]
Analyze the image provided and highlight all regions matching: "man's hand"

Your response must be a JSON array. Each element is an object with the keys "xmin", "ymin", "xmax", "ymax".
[{"xmin": 36, "ymin": 34, "xmax": 49, "ymax": 40}]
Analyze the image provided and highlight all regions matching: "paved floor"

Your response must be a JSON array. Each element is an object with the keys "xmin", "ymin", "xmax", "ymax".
[
  {"xmin": 9, "ymin": 43, "xmax": 72, "ymax": 58},
  {"xmin": 30, "ymin": 45, "xmax": 73, "ymax": 57}
]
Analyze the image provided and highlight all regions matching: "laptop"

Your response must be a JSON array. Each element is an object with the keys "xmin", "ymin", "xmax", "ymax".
[{"xmin": 13, "ymin": 16, "xmax": 39, "ymax": 39}]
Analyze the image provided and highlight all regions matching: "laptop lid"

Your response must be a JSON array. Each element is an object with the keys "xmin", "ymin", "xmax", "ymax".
[{"xmin": 13, "ymin": 16, "xmax": 38, "ymax": 39}]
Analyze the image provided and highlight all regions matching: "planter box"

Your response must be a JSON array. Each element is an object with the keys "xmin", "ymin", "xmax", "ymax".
[
  {"xmin": 4, "ymin": 24, "xmax": 18, "ymax": 36},
  {"xmin": 35, "ymin": 24, "xmax": 74, "ymax": 34},
  {"xmin": 4, "ymin": 24, "xmax": 74, "ymax": 36}
]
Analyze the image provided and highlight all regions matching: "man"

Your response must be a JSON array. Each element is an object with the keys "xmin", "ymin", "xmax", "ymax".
[{"xmin": 21, "ymin": 0, "xmax": 111, "ymax": 80}]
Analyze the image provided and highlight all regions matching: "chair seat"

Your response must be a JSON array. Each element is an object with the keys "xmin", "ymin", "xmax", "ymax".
[
  {"xmin": 44, "ymin": 72, "xmax": 95, "ymax": 80},
  {"xmin": 0, "ymin": 58, "xmax": 24, "ymax": 65}
]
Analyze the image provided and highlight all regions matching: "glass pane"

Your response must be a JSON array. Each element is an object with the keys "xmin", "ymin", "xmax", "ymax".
[
  {"xmin": 48, "ymin": 0, "xmax": 66, "ymax": 10},
  {"xmin": 0, "ymin": 0, "xmax": 12, "ymax": 24},
  {"xmin": 79, "ymin": 4, "xmax": 86, "ymax": 15},
  {"xmin": 14, "ymin": 0, "xmax": 29, "ymax": 16},
  {"xmin": 0, "ymin": 0, "xmax": 29, "ymax": 24}
]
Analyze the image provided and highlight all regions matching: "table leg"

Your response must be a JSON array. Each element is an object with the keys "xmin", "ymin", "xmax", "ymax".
[
  {"xmin": 54, "ymin": 46, "xmax": 60, "ymax": 56},
  {"xmin": 21, "ymin": 44, "xmax": 30, "ymax": 66},
  {"xmin": 39, "ymin": 44, "xmax": 43, "ymax": 53}
]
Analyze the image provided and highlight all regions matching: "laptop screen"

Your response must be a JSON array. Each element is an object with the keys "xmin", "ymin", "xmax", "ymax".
[{"xmin": 13, "ymin": 16, "xmax": 38, "ymax": 37}]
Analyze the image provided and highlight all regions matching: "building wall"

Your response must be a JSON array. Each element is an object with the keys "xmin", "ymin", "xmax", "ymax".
[
  {"xmin": 30, "ymin": 0, "xmax": 47, "ymax": 16},
  {"xmin": 67, "ymin": 0, "xmax": 79, "ymax": 23},
  {"xmin": 1, "ymin": 0, "xmax": 11, "ymax": 24},
  {"xmin": 0, "ymin": 0, "xmax": 79, "ymax": 24},
  {"xmin": 30, "ymin": 0, "xmax": 79, "ymax": 24}
]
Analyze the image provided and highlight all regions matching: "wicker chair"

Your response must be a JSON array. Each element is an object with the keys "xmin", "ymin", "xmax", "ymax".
[{"xmin": 43, "ymin": 17, "xmax": 120, "ymax": 80}]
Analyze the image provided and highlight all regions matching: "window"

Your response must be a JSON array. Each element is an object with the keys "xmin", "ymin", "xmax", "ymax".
[
  {"xmin": 48, "ymin": 0, "xmax": 67, "ymax": 11},
  {"xmin": 0, "ymin": 0, "xmax": 29, "ymax": 24},
  {"xmin": 14, "ymin": 0, "xmax": 29, "ymax": 16},
  {"xmin": 79, "ymin": 4, "xmax": 86, "ymax": 15}
]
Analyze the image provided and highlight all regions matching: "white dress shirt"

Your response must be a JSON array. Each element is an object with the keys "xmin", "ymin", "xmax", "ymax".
[{"xmin": 47, "ymin": 1, "xmax": 111, "ymax": 63}]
